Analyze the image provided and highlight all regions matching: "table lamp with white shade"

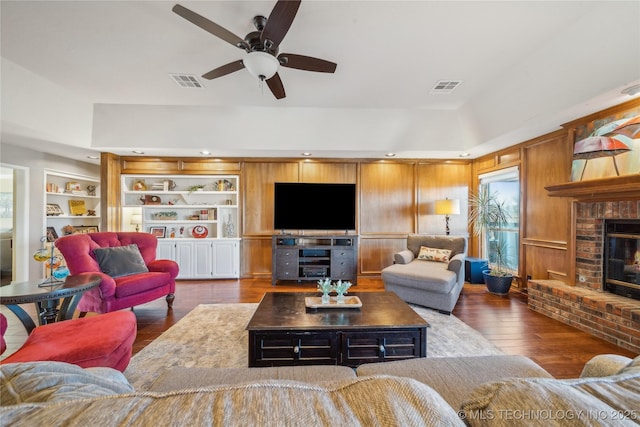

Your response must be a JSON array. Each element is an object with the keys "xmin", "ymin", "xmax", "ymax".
[{"xmin": 130, "ymin": 213, "xmax": 142, "ymax": 232}]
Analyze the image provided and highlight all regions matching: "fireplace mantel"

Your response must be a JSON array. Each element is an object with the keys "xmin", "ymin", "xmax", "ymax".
[{"xmin": 545, "ymin": 175, "xmax": 640, "ymax": 201}]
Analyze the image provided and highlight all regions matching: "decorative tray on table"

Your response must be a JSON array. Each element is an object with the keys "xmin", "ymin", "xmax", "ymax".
[{"xmin": 305, "ymin": 296, "xmax": 362, "ymax": 309}]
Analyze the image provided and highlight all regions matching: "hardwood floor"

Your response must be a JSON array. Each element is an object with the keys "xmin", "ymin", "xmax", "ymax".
[{"xmin": 2, "ymin": 278, "xmax": 637, "ymax": 378}]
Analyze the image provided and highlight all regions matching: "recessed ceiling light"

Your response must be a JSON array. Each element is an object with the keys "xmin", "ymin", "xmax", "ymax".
[
  {"xmin": 459, "ymin": 152, "xmax": 471, "ymax": 158},
  {"xmin": 200, "ymin": 151, "xmax": 211, "ymax": 155},
  {"xmin": 86, "ymin": 155, "xmax": 99, "ymax": 160},
  {"xmin": 301, "ymin": 152, "xmax": 312, "ymax": 157},
  {"xmin": 385, "ymin": 153, "xmax": 396, "ymax": 157},
  {"xmin": 132, "ymin": 150, "xmax": 144, "ymax": 154}
]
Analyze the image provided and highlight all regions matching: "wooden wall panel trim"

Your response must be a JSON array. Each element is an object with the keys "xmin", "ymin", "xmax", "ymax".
[
  {"xmin": 120, "ymin": 157, "xmax": 241, "ymax": 174},
  {"xmin": 101, "ymin": 152, "xmax": 121, "ymax": 231},
  {"xmin": 359, "ymin": 163, "xmax": 415, "ymax": 234},
  {"xmin": 121, "ymin": 159, "xmax": 181, "ymax": 174},
  {"xmin": 417, "ymin": 163, "xmax": 471, "ymax": 236},
  {"xmin": 523, "ymin": 135, "xmax": 571, "ymax": 244},
  {"xmin": 180, "ymin": 161, "xmax": 241, "ymax": 173},
  {"xmin": 300, "ymin": 162, "xmax": 357, "ymax": 183},
  {"xmin": 521, "ymin": 238, "xmax": 568, "ymax": 250},
  {"xmin": 242, "ymin": 162, "xmax": 299, "ymax": 235},
  {"xmin": 524, "ymin": 245, "xmax": 567, "ymax": 286},
  {"xmin": 359, "ymin": 237, "xmax": 407, "ymax": 275},
  {"xmin": 474, "ymin": 157, "xmax": 496, "ymax": 172},
  {"xmin": 241, "ymin": 236, "xmax": 273, "ymax": 278},
  {"xmin": 498, "ymin": 151, "xmax": 520, "ymax": 164}
]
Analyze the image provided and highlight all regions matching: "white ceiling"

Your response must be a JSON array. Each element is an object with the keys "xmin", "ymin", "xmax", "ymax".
[{"xmin": 2, "ymin": 1, "xmax": 639, "ymax": 164}]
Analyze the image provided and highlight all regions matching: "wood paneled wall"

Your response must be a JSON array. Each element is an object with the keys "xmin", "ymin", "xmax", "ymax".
[
  {"xmin": 102, "ymin": 99, "xmax": 638, "ymax": 283},
  {"xmin": 239, "ymin": 160, "xmax": 470, "ymax": 277},
  {"xmin": 522, "ymin": 133, "xmax": 572, "ymax": 284},
  {"xmin": 417, "ymin": 163, "xmax": 471, "ymax": 235},
  {"xmin": 102, "ymin": 151, "xmax": 567, "ymax": 281},
  {"xmin": 360, "ymin": 163, "xmax": 415, "ymax": 234},
  {"xmin": 471, "ymin": 131, "xmax": 572, "ymax": 290}
]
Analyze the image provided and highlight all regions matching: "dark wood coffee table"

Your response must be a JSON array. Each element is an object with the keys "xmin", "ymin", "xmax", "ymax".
[{"xmin": 246, "ymin": 291, "xmax": 428, "ymax": 367}]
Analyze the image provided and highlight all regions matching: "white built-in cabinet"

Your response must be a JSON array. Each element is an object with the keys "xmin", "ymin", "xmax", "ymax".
[{"xmin": 122, "ymin": 175, "xmax": 240, "ymax": 279}]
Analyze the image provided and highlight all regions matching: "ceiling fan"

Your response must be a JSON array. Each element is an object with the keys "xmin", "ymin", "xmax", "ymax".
[{"xmin": 172, "ymin": 1, "xmax": 337, "ymax": 99}]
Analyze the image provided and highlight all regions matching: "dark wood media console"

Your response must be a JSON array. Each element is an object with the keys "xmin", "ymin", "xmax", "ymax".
[{"xmin": 272, "ymin": 235, "xmax": 358, "ymax": 285}]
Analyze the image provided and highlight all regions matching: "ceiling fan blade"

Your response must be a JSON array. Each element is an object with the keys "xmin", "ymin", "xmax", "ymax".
[
  {"xmin": 278, "ymin": 53, "xmax": 337, "ymax": 73},
  {"xmin": 260, "ymin": 0, "xmax": 301, "ymax": 48},
  {"xmin": 201, "ymin": 60, "xmax": 245, "ymax": 80},
  {"xmin": 172, "ymin": 4, "xmax": 248, "ymax": 50},
  {"xmin": 266, "ymin": 73, "xmax": 286, "ymax": 99}
]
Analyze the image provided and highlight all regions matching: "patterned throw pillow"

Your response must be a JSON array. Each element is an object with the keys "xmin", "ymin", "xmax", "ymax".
[{"xmin": 417, "ymin": 246, "xmax": 451, "ymax": 263}]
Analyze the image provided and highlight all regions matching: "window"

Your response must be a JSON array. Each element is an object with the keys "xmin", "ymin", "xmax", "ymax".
[{"xmin": 479, "ymin": 167, "xmax": 520, "ymax": 273}]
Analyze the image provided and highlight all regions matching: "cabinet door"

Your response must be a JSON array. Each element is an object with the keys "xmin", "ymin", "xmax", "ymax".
[
  {"xmin": 212, "ymin": 240, "xmax": 239, "ymax": 278},
  {"xmin": 174, "ymin": 241, "xmax": 194, "ymax": 279},
  {"xmin": 156, "ymin": 241, "xmax": 175, "ymax": 261},
  {"xmin": 192, "ymin": 240, "xmax": 213, "ymax": 279}
]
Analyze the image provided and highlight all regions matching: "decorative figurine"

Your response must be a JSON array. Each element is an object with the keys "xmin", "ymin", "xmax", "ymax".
[
  {"xmin": 333, "ymin": 280, "xmax": 352, "ymax": 304},
  {"xmin": 317, "ymin": 278, "xmax": 334, "ymax": 304}
]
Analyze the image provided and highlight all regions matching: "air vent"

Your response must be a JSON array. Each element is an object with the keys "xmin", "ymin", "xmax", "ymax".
[
  {"xmin": 430, "ymin": 80, "xmax": 462, "ymax": 94},
  {"xmin": 169, "ymin": 74, "xmax": 204, "ymax": 88}
]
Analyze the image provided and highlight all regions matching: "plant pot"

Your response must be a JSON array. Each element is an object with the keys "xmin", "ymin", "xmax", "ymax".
[{"xmin": 482, "ymin": 270, "xmax": 513, "ymax": 296}]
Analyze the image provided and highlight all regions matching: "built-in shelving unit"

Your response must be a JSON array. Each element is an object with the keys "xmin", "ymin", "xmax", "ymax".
[
  {"xmin": 45, "ymin": 170, "xmax": 101, "ymax": 239},
  {"xmin": 121, "ymin": 175, "xmax": 240, "ymax": 279}
]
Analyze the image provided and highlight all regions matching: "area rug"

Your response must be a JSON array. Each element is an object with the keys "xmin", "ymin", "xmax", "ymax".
[{"xmin": 125, "ymin": 303, "xmax": 504, "ymax": 389}]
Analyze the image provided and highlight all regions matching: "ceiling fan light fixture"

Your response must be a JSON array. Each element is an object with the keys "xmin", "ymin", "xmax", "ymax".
[{"xmin": 243, "ymin": 51, "xmax": 279, "ymax": 80}]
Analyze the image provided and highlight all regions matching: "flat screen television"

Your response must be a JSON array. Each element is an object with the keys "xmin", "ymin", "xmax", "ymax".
[{"xmin": 274, "ymin": 183, "xmax": 356, "ymax": 231}]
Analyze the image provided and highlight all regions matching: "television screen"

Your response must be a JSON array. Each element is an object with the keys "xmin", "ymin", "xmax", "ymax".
[{"xmin": 274, "ymin": 183, "xmax": 356, "ymax": 231}]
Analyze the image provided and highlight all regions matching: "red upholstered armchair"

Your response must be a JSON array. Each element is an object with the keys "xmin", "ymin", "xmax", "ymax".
[
  {"xmin": 55, "ymin": 232, "xmax": 178, "ymax": 315},
  {"xmin": 1, "ymin": 311, "xmax": 137, "ymax": 372}
]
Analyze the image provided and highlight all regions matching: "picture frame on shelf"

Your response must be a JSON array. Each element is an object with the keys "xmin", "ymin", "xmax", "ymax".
[
  {"xmin": 149, "ymin": 226, "xmax": 166, "ymax": 238},
  {"xmin": 73, "ymin": 225, "xmax": 99, "ymax": 234},
  {"xmin": 46, "ymin": 227, "xmax": 58, "ymax": 242},
  {"xmin": 68, "ymin": 200, "xmax": 87, "ymax": 216},
  {"xmin": 46, "ymin": 203, "xmax": 63, "ymax": 216},
  {"xmin": 65, "ymin": 182, "xmax": 81, "ymax": 192}
]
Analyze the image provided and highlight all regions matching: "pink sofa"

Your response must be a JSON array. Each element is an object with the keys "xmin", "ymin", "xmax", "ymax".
[{"xmin": 55, "ymin": 232, "xmax": 178, "ymax": 315}]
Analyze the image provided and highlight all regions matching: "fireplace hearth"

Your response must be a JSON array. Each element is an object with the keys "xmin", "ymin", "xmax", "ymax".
[
  {"xmin": 537, "ymin": 142, "xmax": 640, "ymax": 352},
  {"xmin": 604, "ymin": 219, "xmax": 640, "ymax": 300}
]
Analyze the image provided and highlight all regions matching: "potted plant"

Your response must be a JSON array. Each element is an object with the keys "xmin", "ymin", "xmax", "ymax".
[
  {"xmin": 468, "ymin": 190, "xmax": 514, "ymax": 295},
  {"xmin": 187, "ymin": 184, "xmax": 206, "ymax": 193}
]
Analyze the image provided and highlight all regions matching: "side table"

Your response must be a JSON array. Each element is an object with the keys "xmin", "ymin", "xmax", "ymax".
[
  {"xmin": 0, "ymin": 273, "xmax": 101, "ymax": 334},
  {"xmin": 465, "ymin": 258, "xmax": 488, "ymax": 284}
]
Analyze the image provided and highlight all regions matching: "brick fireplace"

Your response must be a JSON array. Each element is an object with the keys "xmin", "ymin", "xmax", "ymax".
[
  {"xmin": 575, "ymin": 201, "xmax": 639, "ymax": 293},
  {"xmin": 528, "ymin": 197, "xmax": 640, "ymax": 353}
]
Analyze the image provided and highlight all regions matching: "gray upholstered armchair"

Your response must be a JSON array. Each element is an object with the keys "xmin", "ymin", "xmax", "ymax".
[{"xmin": 381, "ymin": 235, "xmax": 467, "ymax": 314}]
